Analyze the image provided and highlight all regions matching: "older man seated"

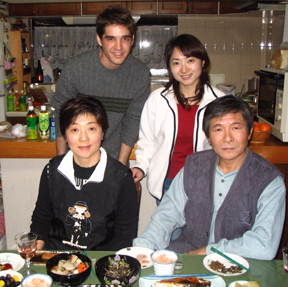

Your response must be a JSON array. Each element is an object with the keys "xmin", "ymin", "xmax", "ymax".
[{"xmin": 133, "ymin": 95, "xmax": 286, "ymax": 260}]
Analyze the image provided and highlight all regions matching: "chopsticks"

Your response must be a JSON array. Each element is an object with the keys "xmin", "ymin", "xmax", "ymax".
[{"xmin": 210, "ymin": 247, "xmax": 251, "ymax": 273}]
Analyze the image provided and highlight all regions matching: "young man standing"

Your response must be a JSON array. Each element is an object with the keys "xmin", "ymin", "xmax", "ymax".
[
  {"xmin": 51, "ymin": 5, "xmax": 150, "ymax": 165},
  {"xmin": 133, "ymin": 95, "xmax": 286, "ymax": 260}
]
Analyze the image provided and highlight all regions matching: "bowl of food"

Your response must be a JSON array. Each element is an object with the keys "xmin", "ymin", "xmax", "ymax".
[
  {"xmin": 46, "ymin": 253, "xmax": 91, "ymax": 286},
  {"xmin": 22, "ymin": 274, "xmax": 53, "ymax": 287},
  {"xmin": 0, "ymin": 270, "xmax": 23, "ymax": 286},
  {"xmin": 250, "ymin": 122, "xmax": 272, "ymax": 144},
  {"xmin": 151, "ymin": 250, "xmax": 178, "ymax": 275},
  {"xmin": 95, "ymin": 254, "xmax": 141, "ymax": 286}
]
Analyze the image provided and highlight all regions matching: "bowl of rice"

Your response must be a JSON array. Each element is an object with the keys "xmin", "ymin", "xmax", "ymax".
[
  {"xmin": 151, "ymin": 250, "xmax": 178, "ymax": 275},
  {"xmin": 21, "ymin": 273, "xmax": 53, "ymax": 287}
]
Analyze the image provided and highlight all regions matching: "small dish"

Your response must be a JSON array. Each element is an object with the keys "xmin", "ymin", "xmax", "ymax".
[
  {"xmin": 0, "ymin": 253, "xmax": 25, "ymax": 272},
  {"xmin": 116, "ymin": 247, "xmax": 154, "ymax": 269},
  {"xmin": 22, "ymin": 273, "xmax": 53, "ymax": 287},
  {"xmin": 0, "ymin": 270, "xmax": 23, "ymax": 283},
  {"xmin": 203, "ymin": 253, "xmax": 249, "ymax": 277}
]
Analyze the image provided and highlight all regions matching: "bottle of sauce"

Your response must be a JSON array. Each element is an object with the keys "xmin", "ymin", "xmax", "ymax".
[
  {"xmin": 7, "ymin": 91, "xmax": 14, "ymax": 111},
  {"xmin": 39, "ymin": 105, "xmax": 49, "ymax": 139},
  {"xmin": 14, "ymin": 90, "xmax": 20, "ymax": 111},
  {"xmin": 26, "ymin": 106, "xmax": 38, "ymax": 140},
  {"xmin": 36, "ymin": 60, "xmax": 43, "ymax": 83},
  {"xmin": 19, "ymin": 90, "xmax": 26, "ymax": 111},
  {"xmin": 49, "ymin": 107, "xmax": 56, "ymax": 140}
]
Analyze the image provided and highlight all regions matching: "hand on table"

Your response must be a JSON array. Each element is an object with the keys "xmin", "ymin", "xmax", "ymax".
[{"xmin": 186, "ymin": 246, "xmax": 206, "ymax": 255}]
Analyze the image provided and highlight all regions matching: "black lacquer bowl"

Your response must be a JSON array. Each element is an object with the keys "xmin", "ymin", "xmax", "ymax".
[
  {"xmin": 95, "ymin": 254, "xmax": 141, "ymax": 286},
  {"xmin": 46, "ymin": 253, "xmax": 91, "ymax": 286}
]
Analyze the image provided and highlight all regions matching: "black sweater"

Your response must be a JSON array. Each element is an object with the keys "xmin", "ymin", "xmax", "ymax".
[{"xmin": 31, "ymin": 153, "xmax": 138, "ymax": 250}]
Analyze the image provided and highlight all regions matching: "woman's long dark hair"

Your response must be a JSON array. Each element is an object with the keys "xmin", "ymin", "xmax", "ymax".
[{"xmin": 164, "ymin": 34, "xmax": 210, "ymax": 109}]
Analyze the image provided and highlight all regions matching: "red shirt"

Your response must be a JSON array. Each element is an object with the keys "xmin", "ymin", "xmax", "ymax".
[{"xmin": 168, "ymin": 104, "xmax": 199, "ymax": 179}]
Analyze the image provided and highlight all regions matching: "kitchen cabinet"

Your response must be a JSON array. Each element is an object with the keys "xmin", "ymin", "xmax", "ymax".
[
  {"xmin": 158, "ymin": 1, "xmax": 187, "ymax": 14},
  {"xmin": 37, "ymin": 3, "xmax": 81, "ymax": 16},
  {"xmin": 9, "ymin": 2, "xmax": 81, "ymax": 16},
  {"xmin": 219, "ymin": 1, "xmax": 245, "ymax": 14},
  {"xmin": 11, "ymin": 30, "xmax": 31, "ymax": 92},
  {"xmin": 82, "ymin": 2, "xmax": 127, "ymax": 15},
  {"xmin": 127, "ymin": 1, "xmax": 157, "ymax": 14},
  {"xmin": 9, "ymin": 4, "xmax": 37, "ymax": 16},
  {"xmin": 188, "ymin": 2, "xmax": 218, "ymax": 14}
]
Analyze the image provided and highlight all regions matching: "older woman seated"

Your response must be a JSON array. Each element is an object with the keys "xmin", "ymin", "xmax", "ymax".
[{"xmin": 31, "ymin": 96, "xmax": 138, "ymax": 251}]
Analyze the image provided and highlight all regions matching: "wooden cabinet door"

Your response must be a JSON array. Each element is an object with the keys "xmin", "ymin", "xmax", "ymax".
[
  {"xmin": 219, "ymin": 1, "xmax": 245, "ymax": 14},
  {"xmin": 9, "ymin": 4, "xmax": 37, "ymax": 16},
  {"xmin": 188, "ymin": 1, "xmax": 218, "ymax": 14},
  {"xmin": 82, "ymin": 2, "xmax": 127, "ymax": 15},
  {"xmin": 36, "ymin": 3, "xmax": 81, "ymax": 16},
  {"xmin": 127, "ymin": 1, "xmax": 157, "ymax": 14},
  {"xmin": 158, "ymin": 1, "xmax": 188, "ymax": 14}
]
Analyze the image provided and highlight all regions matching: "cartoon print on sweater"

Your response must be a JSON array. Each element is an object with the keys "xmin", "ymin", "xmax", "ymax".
[{"xmin": 62, "ymin": 201, "xmax": 92, "ymax": 249}]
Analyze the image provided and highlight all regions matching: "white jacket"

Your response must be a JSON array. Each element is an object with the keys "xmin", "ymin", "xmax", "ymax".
[{"xmin": 133, "ymin": 84, "xmax": 225, "ymax": 200}]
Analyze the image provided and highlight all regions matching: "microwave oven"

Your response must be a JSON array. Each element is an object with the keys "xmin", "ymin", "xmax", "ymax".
[{"xmin": 255, "ymin": 68, "xmax": 288, "ymax": 142}]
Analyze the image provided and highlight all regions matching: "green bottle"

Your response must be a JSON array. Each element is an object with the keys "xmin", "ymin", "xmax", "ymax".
[
  {"xmin": 7, "ymin": 91, "xmax": 14, "ymax": 111},
  {"xmin": 39, "ymin": 105, "xmax": 49, "ymax": 140},
  {"xmin": 26, "ymin": 106, "xmax": 38, "ymax": 140}
]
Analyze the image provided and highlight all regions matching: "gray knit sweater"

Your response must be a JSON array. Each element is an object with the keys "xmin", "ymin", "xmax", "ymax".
[{"xmin": 50, "ymin": 49, "xmax": 150, "ymax": 160}]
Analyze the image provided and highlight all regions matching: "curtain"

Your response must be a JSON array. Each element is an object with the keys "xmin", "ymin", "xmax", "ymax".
[
  {"xmin": 33, "ymin": 25, "xmax": 177, "ymax": 73},
  {"xmin": 33, "ymin": 26, "xmax": 97, "ymax": 69}
]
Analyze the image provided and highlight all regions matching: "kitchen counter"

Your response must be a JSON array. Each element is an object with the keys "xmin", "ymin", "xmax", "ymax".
[{"xmin": 0, "ymin": 134, "xmax": 287, "ymax": 163}]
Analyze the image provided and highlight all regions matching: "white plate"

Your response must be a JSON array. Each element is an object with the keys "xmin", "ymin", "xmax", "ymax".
[
  {"xmin": 0, "ymin": 270, "xmax": 23, "ymax": 282},
  {"xmin": 116, "ymin": 247, "xmax": 154, "ymax": 269},
  {"xmin": 139, "ymin": 274, "xmax": 226, "ymax": 287},
  {"xmin": 0, "ymin": 253, "xmax": 25, "ymax": 272},
  {"xmin": 203, "ymin": 253, "xmax": 249, "ymax": 277},
  {"xmin": 228, "ymin": 281, "xmax": 249, "ymax": 287}
]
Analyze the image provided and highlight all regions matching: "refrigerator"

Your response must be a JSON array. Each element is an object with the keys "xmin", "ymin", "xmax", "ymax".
[{"xmin": 0, "ymin": 21, "xmax": 11, "ymax": 122}]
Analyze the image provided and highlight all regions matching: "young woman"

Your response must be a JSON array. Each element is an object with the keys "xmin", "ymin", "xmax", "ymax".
[
  {"xmin": 31, "ymin": 97, "xmax": 138, "ymax": 251},
  {"xmin": 132, "ymin": 34, "xmax": 225, "ymax": 203}
]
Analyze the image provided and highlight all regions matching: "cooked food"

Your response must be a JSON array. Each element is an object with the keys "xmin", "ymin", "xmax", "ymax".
[
  {"xmin": 0, "ymin": 263, "xmax": 13, "ymax": 271},
  {"xmin": 105, "ymin": 255, "xmax": 134, "ymax": 278},
  {"xmin": 235, "ymin": 282, "xmax": 260, "ymax": 287},
  {"xmin": 209, "ymin": 260, "xmax": 243, "ymax": 273},
  {"xmin": 51, "ymin": 254, "xmax": 89, "ymax": 275},
  {"xmin": 154, "ymin": 254, "xmax": 174, "ymax": 263},
  {"xmin": 0, "ymin": 274, "xmax": 21, "ymax": 287},
  {"xmin": 42, "ymin": 253, "xmax": 58, "ymax": 261},
  {"xmin": 136, "ymin": 254, "xmax": 150, "ymax": 267},
  {"xmin": 155, "ymin": 277, "xmax": 211, "ymax": 287},
  {"xmin": 23, "ymin": 278, "xmax": 50, "ymax": 287}
]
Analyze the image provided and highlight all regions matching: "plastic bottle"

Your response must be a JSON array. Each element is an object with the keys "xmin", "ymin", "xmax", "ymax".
[
  {"xmin": 7, "ymin": 91, "xmax": 14, "ymax": 111},
  {"xmin": 49, "ymin": 107, "xmax": 56, "ymax": 140},
  {"xmin": 39, "ymin": 105, "xmax": 49, "ymax": 139},
  {"xmin": 14, "ymin": 90, "xmax": 20, "ymax": 111},
  {"xmin": 26, "ymin": 106, "xmax": 38, "ymax": 140},
  {"xmin": 26, "ymin": 96, "xmax": 33, "ymax": 111},
  {"xmin": 36, "ymin": 60, "xmax": 43, "ymax": 83},
  {"xmin": 19, "ymin": 90, "xmax": 26, "ymax": 111}
]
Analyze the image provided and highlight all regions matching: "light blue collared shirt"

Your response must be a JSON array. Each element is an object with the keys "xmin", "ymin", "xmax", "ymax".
[{"xmin": 133, "ymin": 166, "xmax": 286, "ymax": 260}]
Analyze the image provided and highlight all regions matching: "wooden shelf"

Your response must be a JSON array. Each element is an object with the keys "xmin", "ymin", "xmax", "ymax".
[{"xmin": 11, "ymin": 30, "xmax": 31, "ymax": 92}]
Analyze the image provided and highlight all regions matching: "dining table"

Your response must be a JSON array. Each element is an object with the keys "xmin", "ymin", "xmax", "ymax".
[{"xmin": 1, "ymin": 251, "xmax": 287, "ymax": 287}]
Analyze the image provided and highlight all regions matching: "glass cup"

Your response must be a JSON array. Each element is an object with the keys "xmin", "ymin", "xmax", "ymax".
[
  {"xmin": 282, "ymin": 247, "xmax": 288, "ymax": 273},
  {"xmin": 14, "ymin": 232, "xmax": 37, "ymax": 275}
]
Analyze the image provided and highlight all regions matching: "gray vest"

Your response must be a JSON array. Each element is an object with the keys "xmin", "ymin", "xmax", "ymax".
[{"xmin": 168, "ymin": 148, "xmax": 283, "ymax": 253}]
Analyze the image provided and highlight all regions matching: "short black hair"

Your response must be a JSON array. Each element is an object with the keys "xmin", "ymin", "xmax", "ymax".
[
  {"xmin": 203, "ymin": 95, "xmax": 254, "ymax": 137},
  {"xmin": 96, "ymin": 5, "xmax": 136, "ymax": 39},
  {"xmin": 60, "ymin": 96, "xmax": 109, "ymax": 137}
]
